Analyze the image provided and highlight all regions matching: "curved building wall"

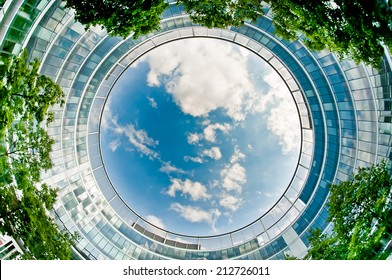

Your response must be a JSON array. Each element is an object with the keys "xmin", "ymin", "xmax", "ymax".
[{"xmin": 1, "ymin": 0, "xmax": 391, "ymax": 260}]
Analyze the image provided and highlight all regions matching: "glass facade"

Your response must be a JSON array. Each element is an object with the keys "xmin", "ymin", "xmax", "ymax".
[
  {"xmin": 1, "ymin": 0, "xmax": 391, "ymax": 260},
  {"xmin": 0, "ymin": 235, "xmax": 23, "ymax": 260}
]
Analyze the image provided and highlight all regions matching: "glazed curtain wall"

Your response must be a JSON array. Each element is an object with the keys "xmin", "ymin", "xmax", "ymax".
[{"xmin": 0, "ymin": 0, "xmax": 391, "ymax": 260}]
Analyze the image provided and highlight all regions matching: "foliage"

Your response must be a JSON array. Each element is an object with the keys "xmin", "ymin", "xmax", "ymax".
[
  {"xmin": 63, "ymin": 0, "xmax": 391, "ymax": 66},
  {"xmin": 64, "ymin": 0, "xmax": 265, "ymax": 37},
  {"xmin": 267, "ymin": 0, "xmax": 392, "ymax": 67},
  {"xmin": 64, "ymin": 0, "xmax": 169, "ymax": 39},
  {"xmin": 63, "ymin": 0, "xmax": 391, "ymax": 67},
  {"xmin": 0, "ymin": 50, "xmax": 64, "ymax": 134},
  {"xmin": 0, "ymin": 50, "xmax": 76, "ymax": 259},
  {"xmin": 180, "ymin": 0, "xmax": 264, "ymax": 28},
  {"xmin": 304, "ymin": 161, "xmax": 392, "ymax": 260},
  {"xmin": 0, "ymin": 168, "xmax": 76, "ymax": 260}
]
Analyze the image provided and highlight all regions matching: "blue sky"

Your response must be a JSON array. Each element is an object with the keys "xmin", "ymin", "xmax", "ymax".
[{"xmin": 100, "ymin": 38, "xmax": 301, "ymax": 236}]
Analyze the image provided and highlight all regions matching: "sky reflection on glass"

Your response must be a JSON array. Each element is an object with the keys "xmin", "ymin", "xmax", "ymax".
[{"xmin": 100, "ymin": 38, "xmax": 301, "ymax": 236}]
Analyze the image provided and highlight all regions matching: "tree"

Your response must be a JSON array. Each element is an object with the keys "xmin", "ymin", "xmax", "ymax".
[
  {"xmin": 266, "ymin": 0, "xmax": 392, "ymax": 67},
  {"xmin": 181, "ymin": 0, "xmax": 264, "ymax": 28},
  {"xmin": 2, "ymin": 120, "xmax": 55, "ymax": 182},
  {"xmin": 63, "ymin": 0, "xmax": 391, "ymax": 66},
  {"xmin": 304, "ymin": 161, "xmax": 392, "ymax": 260},
  {"xmin": 0, "ymin": 169, "xmax": 76, "ymax": 260},
  {"xmin": 63, "ymin": 0, "xmax": 265, "ymax": 37},
  {"xmin": 63, "ymin": 0, "xmax": 169, "ymax": 39},
  {"xmin": 0, "ymin": 50, "xmax": 76, "ymax": 259},
  {"xmin": 0, "ymin": 49, "xmax": 64, "ymax": 135}
]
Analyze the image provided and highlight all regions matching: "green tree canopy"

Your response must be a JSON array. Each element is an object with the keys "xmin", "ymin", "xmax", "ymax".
[
  {"xmin": 64, "ymin": 0, "xmax": 169, "ymax": 38},
  {"xmin": 0, "ymin": 50, "xmax": 64, "ymax": 135},
  {"xmin": 0, "ymin": 50, "xmax": 76, "ymax": 259},
  {"xmin": 63, "ymin": 0, "xmax": 391, "ymax": 67},
  {"xmin": 267, "ymin": 0, "xmax": 392, "ymax": 67},
  {"xmin": 63, "ymin": 0, "xmax": 265, "ymax": 37},
  {"xmin": 304, "ymin": 161, "xmax": 392, "ymax": 260},
  {"xmin": 181, "ymin": 0, "xmax": 264, "ymax": 28}
]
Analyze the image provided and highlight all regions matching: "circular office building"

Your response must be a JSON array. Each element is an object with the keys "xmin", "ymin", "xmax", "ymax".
[{"xmin": 1, "ymin": 0, "xmax": 391, "ymax": 260}]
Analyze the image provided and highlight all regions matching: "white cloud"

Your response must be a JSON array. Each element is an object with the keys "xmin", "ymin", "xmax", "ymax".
[
  {"xmin": 101, "ymin": 103, "xmax": 159, "ymax": 159},
  {"xmin": 202, "ymin": 119, "xmax": 211, "ymax": 126},
  {"xmin": 219, "ymin": 193, "xmax": 243, "ymax": 212},
  {"xmin": 166, "ymin": 179, "xmax": 211, "ymax": 201},
  {"xmin": 144, "ymin": 39, "xmax": 258, "ymax": 121},
  {"xmin": 266, "ymin": 94, "xmax": 301, "ymax": 155},
  {"xmin": 184, "ymin": 146, "xmax": 223, "ymax": 165},
  {"xmin": 186, "ymin": 123, "xmax": 232, "ymax": 158},
  {"xmin": 145, "ymin": 215, "xmax": 165, "ymax": 229},
  {"xmin": 187, "ymin": 133, "xmax": 201, "ymax": 145},
  {"xmin": 264, "ymin": 192, "xmax": 279, "ymax": 198},
  {"xmin": 108, "ymin": 138, "xmax": 121, "ymax": 152},
  {"xmin": 170, "ymin": 203, "xmax": 221, "ymax": 230},
  {"xmin": 120, "ymin": 124, "xmax": 159, "ymax": 159},
  {"xmin": 203, "ymin": 123, "xmax": 232, "ymax": 142},
  {"xmin": 101, "ymin": 96, "xmax": 160, "ymax": 158},
  {"xmin": 147, "ymin": 96, "xmax": 158, "ymax": 108},
  {"xmin": 261, "ymin": 71, "xmax": 301, "ymax": 155},
  {"xmin": 159, "ymin": 161, "xmax": 186, "ymax": 174},
  {"xmin": 220, "ymin": 147, "xmax": 247, "ymax": 193},
  {"xmin": 201, "ymin": 146, "xmax": 222, "ymax": 160},
  {"xmin": 229, "ymin": 146, "xmax": 246, "ymax": 164},
  {"xmin": 101, "ymin": 98, "xmax": 116, "ymax": 132},
  {"xmin": 101, "ymin": 90, "xmax": 164, "ymax": 159},
  {"xmin": 220, "ymin": 162, "xmax": 247, "ymax": 193},
  {"xmin": 184, "ymin": 156, "xmax": 204, "ymax": 163}
]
